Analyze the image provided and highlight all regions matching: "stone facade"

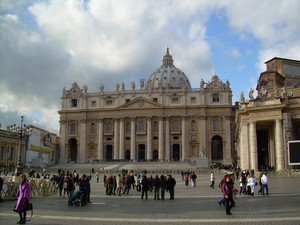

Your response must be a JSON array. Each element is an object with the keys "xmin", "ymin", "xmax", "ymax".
[
  {"xmin": 58, "ymin": 49, "xmax": 234, "ymax": 165},
  {"xmin": 235, "ymin": 57, "xmax": 300, "ymax": 171}
]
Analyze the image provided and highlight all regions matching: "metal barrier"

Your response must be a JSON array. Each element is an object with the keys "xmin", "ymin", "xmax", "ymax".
[{"xmin": 0, "ymin": 177, "xmax": 57, "ymax": 201}]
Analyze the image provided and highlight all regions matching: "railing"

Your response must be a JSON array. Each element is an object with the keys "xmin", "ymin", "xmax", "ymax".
[{"xmin": 1, "ymin": 177, "xmax": 57, "ymax": 201}]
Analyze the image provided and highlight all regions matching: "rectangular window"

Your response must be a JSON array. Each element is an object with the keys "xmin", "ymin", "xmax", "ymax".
[
  {"xmin": 91, "ymin": 101, "xmax": 96, "ymax": 107},
  {"xmin": 107, "ymin": 137, "xmax": 112, "ymax": 141},
  {"xmin": 153, "ymin": 98, "xmax": 158, "ymax": 103},
  {"xmin": 153, "ymin": 137, "xmax": 158, "ymax": 140},
  {"xmin": 126, "ymin": 137, "xmax": 130, "ymax": 141},
  {"xmin": 191, "ymin": 97, "xmax": 196, "ymax": 104},
  {"xmin": 172, "ymin": 97, "xmax": 179, "ymax": 103},
  {"xmin": 213, "ymin": 120, "xmax": 220, "ymax": 131},
  {"xmin": 173, "ymin": 136, "xmax": 179, "ymax": 140},
  {"xmin": 213, "ymin": 94, "xmax": 219, "ymax": 102},
  {"xmin": 71, "ymin": 99, "xmax": 77, "ymax": 107},
  {"xmin": 126, "ymin": 99, "xmax": 130, "ymax": 103},
  {"xmin": 10, "ymin": 147, "xmax": 14, "ymax": 161},
  {"xmin": 106, "ymin": 100, "xmax": 113, "ymax": 105}
]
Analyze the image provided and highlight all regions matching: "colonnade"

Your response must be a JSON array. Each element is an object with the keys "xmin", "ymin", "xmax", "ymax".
[
  {"xmin": 239, "ymin": 119, "xmax": 284, "ymax": 171},
  {"xmin": 95, "ymin": 116, "xmax": 189, "ymax": 162}
]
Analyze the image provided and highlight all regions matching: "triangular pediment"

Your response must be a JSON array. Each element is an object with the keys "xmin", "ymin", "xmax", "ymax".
[{"xmin": 118, "ymin": 96, "xmax": 163, "ymax": 109}]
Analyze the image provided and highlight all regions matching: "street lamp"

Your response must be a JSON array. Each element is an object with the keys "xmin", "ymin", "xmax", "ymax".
[{"xmin": 9, "ymin": 116, "xmax": 32, "ymax": 176}]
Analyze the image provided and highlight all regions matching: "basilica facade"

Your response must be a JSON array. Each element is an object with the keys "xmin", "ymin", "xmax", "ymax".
[{"xmin": 58, "ymin": 49, "xmax": 234, "ymax": 165}]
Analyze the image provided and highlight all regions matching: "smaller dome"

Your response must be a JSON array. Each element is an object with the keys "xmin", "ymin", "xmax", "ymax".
[{"xmin": 146, "ymin": 48, "xmax": 191, "ymax": 90}]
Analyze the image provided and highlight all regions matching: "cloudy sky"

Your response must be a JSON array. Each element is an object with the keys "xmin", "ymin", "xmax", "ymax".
[{"xmin": 1, "ymin": 0, "xmax": 300, "ymax": 134}]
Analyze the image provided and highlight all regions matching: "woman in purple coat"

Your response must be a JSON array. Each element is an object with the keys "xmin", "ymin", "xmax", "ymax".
[{"xmin": 14, "ymin": 174, "xmax": 30, "ymax": 224}]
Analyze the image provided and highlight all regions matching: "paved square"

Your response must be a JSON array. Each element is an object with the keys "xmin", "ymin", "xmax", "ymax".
[{"xmin": 1, "ymin": 173, "xmax": 300, "ymax": 225}]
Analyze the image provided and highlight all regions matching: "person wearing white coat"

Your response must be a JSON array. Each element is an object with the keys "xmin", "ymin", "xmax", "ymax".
[
  {"xmin": 248, "ymin": 173, "xmax": 256, "ymax": 196},
  {"xmin": 261, "ymin": 173, "xmax": 269, "ymax": 196}
]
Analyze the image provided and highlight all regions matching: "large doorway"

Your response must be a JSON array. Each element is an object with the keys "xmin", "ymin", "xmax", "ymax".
[
  {"xmin": 138, "ymin": 144, "xmax": 146, "ymax": 161},
  {"xmin": 172, "ymin": 144, "xmax": 180, "ymax": 161},
  {"xmin": 105, "ymin": 145, "xmax": 113, "ymax": 161},
  {"xmin": 125, "ymin": 150, "xmax": 130, "ymax": 161},
  {"xmin": 211, "ymin": 135, "xmax": 223, "ymax": 161},
  {"xmin": 153, "ymin": 150, "xmax": 158, "ymax": 161},
  {"xmin": 69, "ymin": 138, "xmax": 77, "ymax": 162},
  {"xmin": 257, "ymin": 130, "xmax": 269, "ymax": 169}
]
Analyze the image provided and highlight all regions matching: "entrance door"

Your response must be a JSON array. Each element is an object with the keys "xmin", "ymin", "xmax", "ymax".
[
  {"xmin": 69, "ymin": 138, "xmax": 77, "ymax": 162},
  {"xmin": 257, "ymin": 130, "xmax": 269, "ymax": 169},
  {"xmin": 138, "ymin": 144, "xmax": 146, "ymax": 161},
  {"xmin": 153, "ymin": 150, "xmax": 158, "ymax": 161},
  {"xmin": 172, "ymin": 144, "xmax": 180, "ymax": 161},
  {"xmin": 105, "ymin": 145, "xmax": 113, "ymax": 161},
  {"xmin": 211, "ymin": 135, "xmax": 223, "ymax": 160},
  {"xmin": 125, "ymin": 150, "xmax": 130, "ymax": 161}
]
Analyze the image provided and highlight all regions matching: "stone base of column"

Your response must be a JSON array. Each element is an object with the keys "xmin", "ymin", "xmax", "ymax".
[{"xmin": 196, "ymin": 158, "xmax": 208, "ymax": 168}]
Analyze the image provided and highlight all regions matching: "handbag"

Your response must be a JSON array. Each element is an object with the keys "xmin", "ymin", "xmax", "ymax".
[{"xmin": 23, "ymin": 202, "xmax": 33, "ymax": 211}]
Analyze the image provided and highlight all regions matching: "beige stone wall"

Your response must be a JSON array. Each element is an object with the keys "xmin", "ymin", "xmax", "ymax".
[{"xmin": 59, "ymin": 76, "xmax": 233, "ymax": 165}]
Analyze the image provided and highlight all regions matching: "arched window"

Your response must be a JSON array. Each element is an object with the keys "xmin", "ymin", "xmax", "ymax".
[
  {"xmin": 107, "ymin": 121, "xmax": 112, "ymax": 132},
  {"xmin": 138, "ymin": 121, "xmax": 145, "ymax": 132},
  {"xmin": 213, "ymin": 120, "xmax": 220, "ymax": 131},
  {"xmin": 191, "ymin": 120, "xmax": 197, "ymax": 132},
  {"xmin": 71, "ymin": 123, "xmax": 76, "ymax": 134},
  {"xmin": 153, "ymin": 121, "xmax": 158, "ymax": 132},
  {"xmin": 126, "ymin": 122, "xmax": 131, "ymax": 133},
  {"xmin": 173, "ymin": 120, "xmax": 179, "ymax": 132},
  {"xmin": 91, "ymin": 123, "xmax": 96, "ymax": 134}
]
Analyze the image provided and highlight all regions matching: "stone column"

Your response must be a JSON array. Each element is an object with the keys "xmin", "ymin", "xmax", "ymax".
[
  {"xmin": 131, "ymin": 117, "xmax": 136, "ymax": 161},
  {"xmin": 147, "ymin": 117, "xmax": 152, "ymax": 161},
  {"xmin": 198, "ymin": 115, "xmax": 207, "ymax": 158},
  {"xmin": 249, "ymin": 121, "xmax": 258, "ymax": 171},
  {"xmin": 119, "ymin": 118, "xmax": 125, "ymax": 160},
  {"xmin": 59, "ymin": 120, "xmax": 67, "ymax": 163},
  {"xmin": 79, "ymin": 119, "xmax": 87, "ymax": 163},
  {"xmin": 181, "ymin": 116, "xmax": 187, "ymax": 162},
  {"xmin": 114, "ymin": 118, "xmax": 119, "ymax": 160},
  {"xmin": 98, "ymin": 119, "xmax": 104, "ymax": 161},
  {"xmin": 158, "ymin": 117, "xmax": 164, "ymax": 161},
  {"xmin": 239, "ymin": 122, "xmax": 249, "ymax": 170},
  {"xmin": 275, "ymin": 119, "xmax": 284, "ymax": 171},
  {"xmin": 165, "ymin": 117, "xmax": 170, "ymax": 161}
]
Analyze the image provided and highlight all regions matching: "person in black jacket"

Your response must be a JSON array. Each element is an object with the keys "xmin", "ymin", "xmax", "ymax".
[
  {"xmin": 79, "ymin": 174, "xmax": 91, "ymax": 205},
  {"xmin": 141, "ymin": 175, "xmax": 149, "ymax": 200},
  {"xmin": 153, "ymin": 175, "xmax": 160, "ymax": 200},
  {"xmin": 67, "ymin": 175, "xmax": 75, "ymax": 198},
  {"xmin": 166, "ymin": 175, "xmax": 176, "ymax": 200}
]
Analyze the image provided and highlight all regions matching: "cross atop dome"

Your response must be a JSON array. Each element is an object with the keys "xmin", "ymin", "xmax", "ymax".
[{"xmin": 162, "ymin": 47, "xmax": 174, "ymax": 66}]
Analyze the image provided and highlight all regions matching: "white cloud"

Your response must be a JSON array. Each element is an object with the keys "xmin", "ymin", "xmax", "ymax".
[
  {"xmin": 0, "ymin": 0, "xmax": 218, "ymax": 133},
  {"xmin": 1, "ymin": 0, "xmax": 300, "ymax": 134},
  {"xmin": 224, "ymin": 0, "xmax": 300, "ymax": 76}
]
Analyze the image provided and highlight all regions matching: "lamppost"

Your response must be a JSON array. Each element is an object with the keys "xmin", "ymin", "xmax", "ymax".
[{"xmin": 9, "ymin": 116, "xmax": 32, "ymax": 176}]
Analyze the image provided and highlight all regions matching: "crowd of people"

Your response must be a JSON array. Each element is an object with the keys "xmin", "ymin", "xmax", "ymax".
[
  {"xmin": 217, "ymin": 169, "xmax": 269, "ymax": 215},
  {"xmin": 181, "ymin": 170, "xmax": 197, "ymax": 187},
  {"xmin": 0, "ymin": 166, "xmax": 273, "ymax": 222},
  {"xmin": 103, "ymin": 170, "xmax": 176, "ymax": 200}
]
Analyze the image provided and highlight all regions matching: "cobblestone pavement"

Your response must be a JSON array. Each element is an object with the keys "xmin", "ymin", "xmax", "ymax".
[{"xmin": 0, "ymin": 174, "xmax": 300, "ymax": 225}]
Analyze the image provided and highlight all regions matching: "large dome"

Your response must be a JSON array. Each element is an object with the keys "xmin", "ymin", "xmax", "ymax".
[{"xmin": 146, "ymin": 48, "xmax": 191, "ymax": 90}]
